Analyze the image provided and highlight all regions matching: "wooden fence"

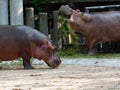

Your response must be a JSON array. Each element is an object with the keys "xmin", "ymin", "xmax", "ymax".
[{"xmin": 25, "ymin": 8, "xmax": 62, "ymax": 50}]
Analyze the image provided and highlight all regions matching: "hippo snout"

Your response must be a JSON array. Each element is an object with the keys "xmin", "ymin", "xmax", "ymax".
[{"xmin": 45, "ymin": 55, "xmax": 61, "ymax": 68}]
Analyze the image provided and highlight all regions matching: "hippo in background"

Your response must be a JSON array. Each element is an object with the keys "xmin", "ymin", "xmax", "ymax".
[
  {"xmin": 59, "ymin": 5, "xmax": 120, "ymax": 55},
  {"xmin": 0, "ymin": 25, "xmax": 61, "ymax": 69}
]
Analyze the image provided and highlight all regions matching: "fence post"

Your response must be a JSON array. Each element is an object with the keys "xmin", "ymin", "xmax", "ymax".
[
  {"xmin": 10, "ymin": 0, "xmax": 24, "ymax": 25},
  {"xmin": 53, "ymin": 11, "xmax": 62, "ymax": 50},
  {"xmin": 0, "ymin": 0, "xmax": 8, "ymax": 25},
  {"xmin": 25, "ymin": 7, "xmax": 35, "ymax": 28},
  {"xmin": 39, "ymin": 13, "xmax": 48, "ymax": 36}
]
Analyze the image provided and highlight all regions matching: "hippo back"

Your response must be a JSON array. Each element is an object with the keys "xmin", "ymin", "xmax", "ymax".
[{"xmin": 0, "ymin": 25, "xmax": 48, "ymax": 60}]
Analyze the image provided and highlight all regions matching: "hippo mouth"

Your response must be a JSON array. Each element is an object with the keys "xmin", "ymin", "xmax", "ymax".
[
  {"xmin": 45, "ymin": 59, "xmax": 61, "ymax": 68},
  {"xmin": 58, "ymin": 5, "xmax": 73, "ymax": 17},
  {"xmin": 45, "ymin": 54, "xmax": 61, "ymax": 68}
]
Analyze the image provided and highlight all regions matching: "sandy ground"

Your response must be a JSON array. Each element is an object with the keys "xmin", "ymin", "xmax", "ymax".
[{"xmin": 0, "ymin": 64, "xmax": 120, "ymax": 90}]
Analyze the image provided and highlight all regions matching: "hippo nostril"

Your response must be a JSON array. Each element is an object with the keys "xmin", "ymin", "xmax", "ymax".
[
  {"xmin": 45, "ymin": 54, "xmax": 61, "ymax": 68},
  {"xmin": 55, "ymin": 59, "xmax": 61, "ymax": 66},
  {"xmin": 50, "ymin": 59, "xmax": 61, "ymax": 68},
  {"xmin": 55, "ymin": 59, "xmax": 61, "ymax": 65}
]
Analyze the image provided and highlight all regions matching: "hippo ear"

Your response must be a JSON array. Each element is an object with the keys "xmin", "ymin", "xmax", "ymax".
[
  {"xmin": 46, "ymin": 41, "xmax": 55, "ymax": 51},
  {"xmin": 65, "ymin": 5, "xmax": 69, "ymax": 7},
  {"xmin": 80, "ymin": 12, "xmax": 84, "ymax": 16}
]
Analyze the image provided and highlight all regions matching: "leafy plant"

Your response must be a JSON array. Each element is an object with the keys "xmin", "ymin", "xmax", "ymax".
[{"xmin": 58, "ymin": 15, "xmax": 79, "ymax": 47}]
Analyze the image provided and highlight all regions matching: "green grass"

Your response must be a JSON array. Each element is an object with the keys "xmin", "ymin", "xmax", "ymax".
[
  {"xmin": 0, "ymin": 58, "xmax": 23, "ymax": 67},
  {"xmin": 58, "ymin": 52, "xmax": 120, "ymax": 58},
  {"xmin": 57, "ymin": 49, "xmax": 120, "ymax": 59}
]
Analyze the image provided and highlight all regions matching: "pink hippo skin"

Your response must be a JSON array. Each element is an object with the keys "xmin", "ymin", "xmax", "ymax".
[
  {"xmin": 0, "ymin": 25, "xmax": 61, "ymax": 69},
  {"xmin": 59, "ymin": 5, "xmax": 120, "ymax": 55}
]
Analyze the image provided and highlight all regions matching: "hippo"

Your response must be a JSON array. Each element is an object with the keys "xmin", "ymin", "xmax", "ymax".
[
  {"xmin": 0, "ymin": 25, "xmax": 61, "ymax": 69},
  {"xmin": 59, "ymin": 5, "xmax": 120, "ymax": 55}
]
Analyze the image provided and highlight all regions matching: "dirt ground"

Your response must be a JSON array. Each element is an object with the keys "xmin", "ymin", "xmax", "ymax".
[{"xmin": 0, "ymin": 64, "xmax": 120, "ymax": 90}]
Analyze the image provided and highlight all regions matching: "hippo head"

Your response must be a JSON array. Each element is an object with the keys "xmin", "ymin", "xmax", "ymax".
[
  {"xmin": 34, "ymin": 39, "xmax": 61, "ymax": 68},
  {"xmin": 59, "ymin": 5, "xmax": 73, "ymax": 17},
  {"xmin": 59, "ymin": 5, "xmax": 82, "ymax": 23},
  {"xmin": 59, "ymin": 5, "xmax": 91, "ymax": 31}
]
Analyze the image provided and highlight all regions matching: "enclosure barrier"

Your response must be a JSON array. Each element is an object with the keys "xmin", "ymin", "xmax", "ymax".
[
  {"xmin": 53, "ymin": 11, "xmax": 62, "ymax": 50},
  {"xmin": 39, "ymin": 13, "xmax": 49, "ymax": 36},
  {"xmin": 85, "ymin": 4, "xmax": 120, "ymax": 13},
  {"xmin": 25, "ymin": 7, "xmax": 35, "ymax": 28},
  {"xmin": 10, "ymin": 0, "xmax": 24, "ymax": 25},
  {"xmin": 0, "ymin": 0, "xmax": 24, "ymax": 25},
  {"xmin": 0, "ymin": 0, "xmax": 8, "ymax": 25}
]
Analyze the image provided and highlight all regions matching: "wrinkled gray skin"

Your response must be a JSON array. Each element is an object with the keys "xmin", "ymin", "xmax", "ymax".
[
  {"xmin": 59, "ymin": 5, "xmax": 120, "ymax": 56},
  {"xmin": 0, "ymin": 25, "xmax": 61, "ymax": 69}
]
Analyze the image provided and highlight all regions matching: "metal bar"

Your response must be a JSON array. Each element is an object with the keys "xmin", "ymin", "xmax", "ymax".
[{"xmin": 85, "ymin": 4, "xmax": 120, "ymax": 10}]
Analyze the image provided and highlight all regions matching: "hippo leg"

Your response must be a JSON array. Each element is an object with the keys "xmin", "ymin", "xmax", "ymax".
[
  {"xmin": 22, "ymin": 56, "xmax": 34, "ymax": 69},
  {"xmin": 0, "ymin": 66, "xmax": 2, "ymax": 69},
  {"xmin": 88, "ymin": 48, "xmax": 97, "ymax": 56},
  {"xmin": 88, "ymin": 40, "xmax": 97, "ymax": 56},
  {"xmin": 0, "ymin": 61, "xmax": 2, "ymax": 69}
]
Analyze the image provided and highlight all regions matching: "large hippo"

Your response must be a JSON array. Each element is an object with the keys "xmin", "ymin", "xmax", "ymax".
[
  {"xmin": 59, "ymin": 5, "xmax": 120, "ymax": 55},
  {"xmin": 0, "ymin": 25, "xmax": 61, "ymax": 69}
]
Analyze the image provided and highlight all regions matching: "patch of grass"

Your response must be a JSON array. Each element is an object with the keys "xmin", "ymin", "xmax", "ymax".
[
  {"xmin": 0, "ymin": 58, "xmax": 40, "ymax": 67},
  {"xmin": 95, "ymin": 53, "xmax": 120, "ymax": 58},
  {"xmin": 58, "ymin": 49, "xmax": 120, "ymax": 58},
  {"xmin": 0, "ymin": 58, "xmax": 23, "ymax": 67}
]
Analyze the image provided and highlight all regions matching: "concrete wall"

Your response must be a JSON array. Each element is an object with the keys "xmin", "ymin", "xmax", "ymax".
[
  {"xmin": 10, "ymin": 0, "xmax": 24, "ymax": 25},
  {"xmin": 0, "ymin": 0, "xmax": 8, "ymax": 25}
]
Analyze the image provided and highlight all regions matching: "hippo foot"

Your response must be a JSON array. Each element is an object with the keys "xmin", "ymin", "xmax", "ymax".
[
  {"xmin": 88, "ymin": 51, "xmax": 96, "ymax": 56},
  {"xmin": 0, "ymin": 66, "xmax": 2, "ymax": 69},
  {"xmin": 24, "ymin": 66, "xmax": 35, "ymax": 69}
]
